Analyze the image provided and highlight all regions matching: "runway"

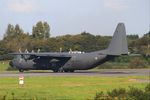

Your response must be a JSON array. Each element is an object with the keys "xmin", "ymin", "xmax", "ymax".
[{"xmin": 0, "ymin": 69, "xmax": 149, "ymax": 77}]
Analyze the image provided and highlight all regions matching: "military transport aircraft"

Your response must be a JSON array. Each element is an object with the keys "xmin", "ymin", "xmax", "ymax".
[{"xmin": 9, "ymin": 23, "xmax": 128, "ymax": 72}]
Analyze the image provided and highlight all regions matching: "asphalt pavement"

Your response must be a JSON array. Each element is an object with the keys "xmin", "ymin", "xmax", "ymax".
[{"xmin": 0, "ymin": 69, "xmax": 149, "ymax": 77}]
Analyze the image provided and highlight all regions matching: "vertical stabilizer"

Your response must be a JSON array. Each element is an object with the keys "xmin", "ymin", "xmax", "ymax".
[{"xmin": 106, "ymin": 23, "xmax": 128, "ymax": 55}]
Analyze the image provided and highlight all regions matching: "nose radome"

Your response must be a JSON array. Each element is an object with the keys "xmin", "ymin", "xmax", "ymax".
[{"xmin": 9, "ymin": 61, "xmax": 13, "ymax": 67}]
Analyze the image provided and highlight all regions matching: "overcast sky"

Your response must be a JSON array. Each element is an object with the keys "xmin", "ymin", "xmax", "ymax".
[{"xmin": 0, "ymin": 0, "xmax": 149, "ymax": 39}]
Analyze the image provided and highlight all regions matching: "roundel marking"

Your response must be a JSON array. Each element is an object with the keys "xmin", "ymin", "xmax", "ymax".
[{"xmin": 94, "ymin": 57, "xmax": 98, "ymax": 60}]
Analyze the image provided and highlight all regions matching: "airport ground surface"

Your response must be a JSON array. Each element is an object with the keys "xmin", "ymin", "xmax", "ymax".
[
  {"xmin": 0, "ymin": 69, "xmax": 149, "ymax": 99},
  {"xmin": 0, "ymin": 69, "xmax": 149, "ymax": 77}
]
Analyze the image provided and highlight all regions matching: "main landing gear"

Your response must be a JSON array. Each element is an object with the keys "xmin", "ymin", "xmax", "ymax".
[
  {"xmin": 52, "ymin": 68, "xmax": 74, "ymax": 73},
  {"xmin": 64, "ymin": 69, "xmax": 74, "ymax": 72},
  {"xmin": 19, "ymin": 69, "xmax": 24, "ymax": 72}
]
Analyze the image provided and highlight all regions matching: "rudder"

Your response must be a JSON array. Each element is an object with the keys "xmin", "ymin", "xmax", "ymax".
[{"xmin": 106, "ymin": 23, "xmax": 128, "ymax": 55}]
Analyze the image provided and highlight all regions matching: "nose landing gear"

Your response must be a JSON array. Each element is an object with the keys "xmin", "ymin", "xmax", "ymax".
[{"xmin": 19, "ymin": 69, "xmax": 24, "ymax": 72}]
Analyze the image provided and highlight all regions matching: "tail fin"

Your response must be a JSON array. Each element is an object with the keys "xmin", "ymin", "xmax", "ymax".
[{"xmin": 106, "ymin": 23, "xmax": 128, "ymax": 55}]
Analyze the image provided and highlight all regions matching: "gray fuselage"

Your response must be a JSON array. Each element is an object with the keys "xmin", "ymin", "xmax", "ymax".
[{"xmin": 10, "ymin": 52, "xmax": 114, "ymax": 72}]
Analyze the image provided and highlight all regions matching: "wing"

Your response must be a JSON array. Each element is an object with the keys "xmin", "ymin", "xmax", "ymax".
[{"xmin": 10, "ymin": 52, "xmax": 72, "ymax": 60}]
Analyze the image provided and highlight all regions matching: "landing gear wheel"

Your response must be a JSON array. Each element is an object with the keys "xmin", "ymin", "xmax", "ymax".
[
  {"xmin": 53, "ymin": 69, "xmax": 59, "ymax": 73},
  {"xmin": 58, "ymin": 68, "xmax": 64, "ymax": 73},
  {"xmin": 64, "ymin": 70, "xmax": 69, "ymax": 72},
  {"xmin": 64, "ymin": 69, "xmax": 74, "ymax": 73},
  {"xmin": 69, "ymin": 70, "xmax": 74, "ymax": 72},
  {"xmin": 19, "ymin": 69, "xmax": 24, "ymax": 72}
]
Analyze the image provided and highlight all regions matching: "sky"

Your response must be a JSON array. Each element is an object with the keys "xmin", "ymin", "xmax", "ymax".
[{"xmin": 0, "ymin": 0, "xmax": 149, "ymax": 39}]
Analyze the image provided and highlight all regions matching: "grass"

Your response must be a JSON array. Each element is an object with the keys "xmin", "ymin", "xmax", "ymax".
[
  {"xmin": 0, "ymin": 61, "xmax": 149, "ymax": 99},
  {"xmin": 0, "ymin": 76, "xmax": 149, "ymax": 100},
  {"xmin": 0, "ymin": 61, "xmax": 9, "ymax": 71}
]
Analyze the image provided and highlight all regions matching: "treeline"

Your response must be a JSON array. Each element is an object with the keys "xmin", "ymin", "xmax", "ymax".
[{"xmin": 0, "ymin": 21, "xmax": 149, "ymax": 60}]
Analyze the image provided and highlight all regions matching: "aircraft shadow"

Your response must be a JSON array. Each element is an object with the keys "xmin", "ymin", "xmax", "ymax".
[
  {"xmin": 24, "ymin": 70, "xmax": 134, "ymax": 75},
  {"xmin": 74, "ymin": 71, "xmax": 134, "ymax": 74}
]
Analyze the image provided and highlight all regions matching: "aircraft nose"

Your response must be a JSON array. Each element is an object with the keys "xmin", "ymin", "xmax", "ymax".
[{"xmin": 9, "ymin": 61, "xmax": 14, "ymax": 67}]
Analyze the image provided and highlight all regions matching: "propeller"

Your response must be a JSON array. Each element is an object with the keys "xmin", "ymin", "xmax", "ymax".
[
  {"xmin": 19, "ymin": 48, "xmax": 22, "ymax": 53},
  {"xmin": 60, "ymin": 47, "xmax": 62, "ymax": 53},
  {"xmin": 25, "ymin": 49, "xmax": 29, "ymax": 53},
  {"xmin": 31, "ymin": 50, "xmax": 35, "ymax": 53},
  {"xmin": 69, "ymin": 48, "xmax": 72, "ymax": 53},
  {"xmin": 37, "ymin": 49, "xmax": 40, "ymax": 53}
]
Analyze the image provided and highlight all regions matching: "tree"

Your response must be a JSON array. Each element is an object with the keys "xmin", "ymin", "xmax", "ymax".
[
  {"xmin": 32, "ymin": 21, "xmax": 50, "ymax": 39},
  {"xmin": 129, "ymin": 57, "xmax": 148, "ymax": 68},
  {"xmin": 4, "ymin": 24, "xmax": 15, "ymax": 38},
  {"xmin": 127, "ymin": 34, "xmax": 139, "ymax": 40},
  {"xmin": 14, "ymin": 24, "xmax": 23, "ymax": 35},
  {"xmin": 4, "ymin": 24, "xmax": 23, "ymax": 39},
  {"xmin": 43, "ymin": 22, "xmax": 50, "ymax": 38}
]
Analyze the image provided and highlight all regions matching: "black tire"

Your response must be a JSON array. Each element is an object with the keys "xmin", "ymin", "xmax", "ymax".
[
  {"xmin": 69, "ymin": 70, "xmax": 74, "ymax": 72},
  {"xmin": 19, "ymin": 69, "xmax": 24, "ymax": 72},
  {"xmin": 64, "ymin": 70, "xmax": 69, "ymax": 72},
  {"xmin": 59, "ymin": 68, "xmax": 64, "ymax": 72},
  {"xmin": 53, "ymin": 69, "xmax": 59, "ymax": 72},
  {"xmin": 64, "ymin": 69, "xmax": 74, "ymax": 72}
]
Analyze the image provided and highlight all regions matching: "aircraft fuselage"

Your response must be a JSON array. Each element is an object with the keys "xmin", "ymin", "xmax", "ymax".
[{"xmin": 10, "ymin": 52, "xmax": 114, "ymax": 72}]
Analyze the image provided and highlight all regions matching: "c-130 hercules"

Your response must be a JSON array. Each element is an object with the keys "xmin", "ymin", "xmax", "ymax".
[{"xmin": 9, "ymin": 23, "xmax": 128, "ymax": 72}]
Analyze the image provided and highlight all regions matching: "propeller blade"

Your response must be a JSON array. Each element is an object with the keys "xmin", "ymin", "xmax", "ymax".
[
  {"xmin": 37, "ymin": 49, "xmax": 40, "ymax": 53},
  {"xmin": 25, "ymin": 49, "xmax": 29, "ymax": 53},
  {"xmin": 31, "ymin": 50, "xmax": 35, "ymax": 53},
  {"xmin": 19, "ymin": 48, "xmax": 22, "ymax": 53}
]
